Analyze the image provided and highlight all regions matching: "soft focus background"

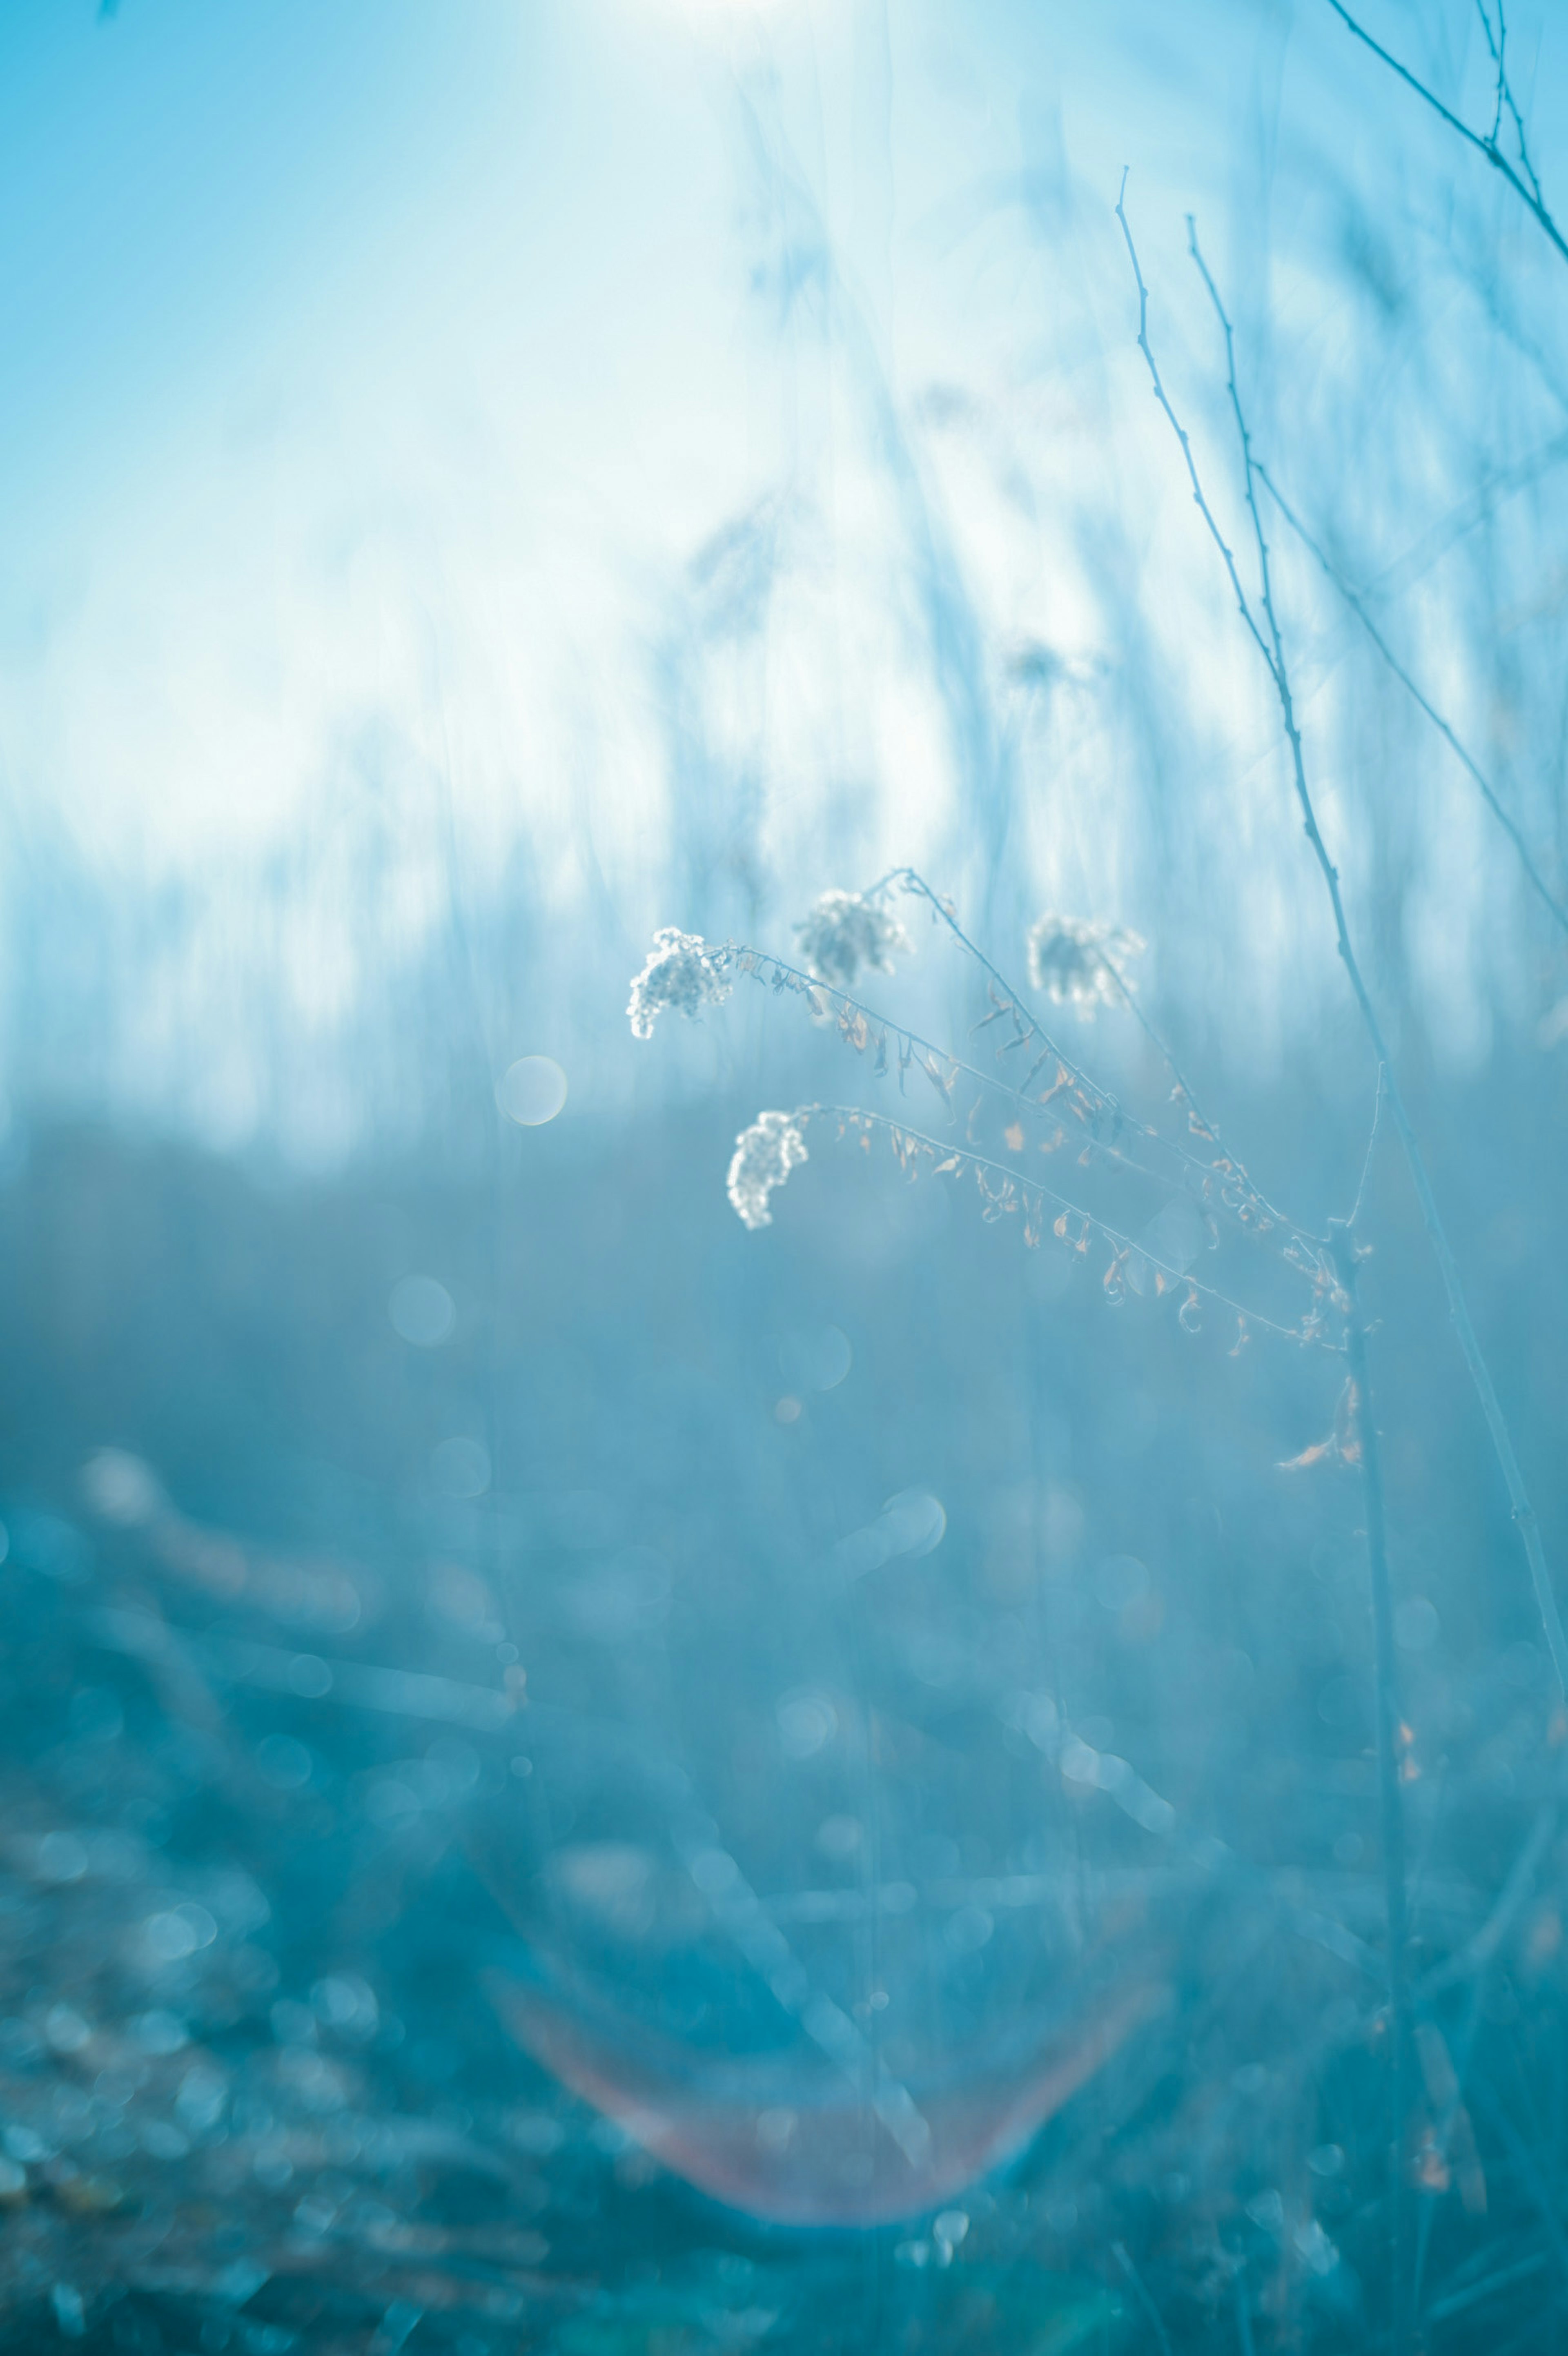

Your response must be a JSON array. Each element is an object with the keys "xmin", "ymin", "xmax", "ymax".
[{"xmin": 2, "ymin": 2, "xmax": 1567, "ymax": 2349}]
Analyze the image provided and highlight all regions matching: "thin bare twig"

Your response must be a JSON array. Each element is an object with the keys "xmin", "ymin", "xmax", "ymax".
[
  {"xmin": 1417, "ymin": 1801, "xmax": 1559, "ymax": 2003},
  {"xmin": 1114, "ymin": 181, "xmax": 1568, "ymax": 1705},
  {"xmin": 799, "ymin": 1103, "xmax": 1308, "ymax": 1344},
  {"xmin": 1331, "ymin": 1222, "xmax": 1412, "ymax": 2354},
  {"xmin": 1465, "ymin": 2081, "xmax": 1568, "ymax": 2286},
  {"xmin": 1111, "ymin": 2242, "xmax": 1175, "ymax": 2356},
  {"xmin": 1348, "ymin": 1063, "xmax": 1388, "ymax": 1233},
  {"xmin": 722, "ymin": 938, "xmax": 1306, "ymax": 1239},
  {"xmin": 1477, "ymin": 1, "xmax": 1546, "ymax": 209},
  {"xmin": 1256, "ymin": 463, "xmax": 1568, "ymax": 941},
  {"xmin": 1411, "ymin": 1799, "xmax": 1560, "ymax": 2316},
  {"xmin": 868, "ymin": 858, "xmax": 1310, "ymax": 1246},
  {"xmin": 1325, "ymin": 0, "xmax": 1568, "ymax": 268},
  {"xmin": 1234, "ymin": 2275, "xmax": 1258, "ymax": 2356},
  {"xmin": 862, "ymin": 866, "xmax": 1109, "ymax": 1115}
]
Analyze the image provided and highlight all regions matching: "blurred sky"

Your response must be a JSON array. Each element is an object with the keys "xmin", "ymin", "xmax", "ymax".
[
  {"xmin": 0, "ymin": 0, "xmax": 1564, "ymax": 1147},
  {"xmin": 0, "ymin": 0, "xmax": 1473, "ymax": 857}
]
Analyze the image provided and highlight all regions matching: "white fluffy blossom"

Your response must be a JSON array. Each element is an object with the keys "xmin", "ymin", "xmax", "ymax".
[
  {"xmin": 1026, "ymin": 914, "xmax": 1144, "ymax": 1014},
  {"xmin": 726, "ymin": 1110, "xmax": 808, "ymax": 1229},
  {"xmin": 627, "ymin": 928, "xmax": 732, "ymax": 1040},
  {"xmin": 795, "ymin": 889, "xmax": 909, "ymax": 991}
]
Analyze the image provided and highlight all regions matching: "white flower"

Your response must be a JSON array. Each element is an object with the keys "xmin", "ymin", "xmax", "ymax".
[
  {"xmin": 1025, "ymin": 914, "xmax": 1144, "ymax": 1014},
  {"xmin": 726, "ymin": 1111, "xmax": 808, "ymax": 1229},
  {"xmin": 627, "ymin": 928, "xmax": 732, "ymax": 1039},
  {"xmin": 795, "ymin": 890, "xmax": 909, "ymax": 991}
]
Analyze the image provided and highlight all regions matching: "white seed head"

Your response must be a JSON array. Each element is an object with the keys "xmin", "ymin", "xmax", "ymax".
[
  {"xmin": 795, "ymin": 890, "xmax": 909, "ymax": 991},
  {"xmin": 627, "ymin": 928, "xmax": 733, "ymax": 1040},
  {"xmin": 1026, "ymin": 914, "xmax": 1144, "ymax": 1014},
  {"xmin": 726, "ymin": 1110, "xmax": 808, "ymax": 1230}
]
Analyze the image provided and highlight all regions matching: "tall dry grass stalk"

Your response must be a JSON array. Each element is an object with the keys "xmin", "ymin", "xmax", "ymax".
[{"xmin": 1114, "ymin": 151, "xmax": 1566, "ymax": 2348}]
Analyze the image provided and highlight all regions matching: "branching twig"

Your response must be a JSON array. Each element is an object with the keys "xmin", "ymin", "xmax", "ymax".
[
  {"xmin": 1111, "ymin": 2242, "xmax": 1175, "ymax": 2356},
  {"xmin": 1116, "ymin": 183, "xmax": 1568, "ymax": 1705},
  {"xmin": 1325, "ymin": 0, "xmax": 1568, "ymax": 269},
  {"xmin": 1476, "ymin": 1, "xmax": 1546, "ymax": 210},
  {"xmin": 722, "ymin": 939, "xmax": 1299, "ymax": 1234},
  {"xmin": 1411, "ymin": 1798, "xmax": 1560, "ymax": 2316},
  {"xmin": 797, "ymin": 1103, "xmax": 1310, "ymax": 1344},
  {"xmin": 866, "ymin": 860, "xmax": 1309, "ymax": 1246},
  {"xmin": 1348, "ymin": 1062, "xmax": 1387, "ymax": 1234},
  {"xmin": 1331, "ymin": 1221, "xmax": 1412, "ymax": 2353},
  {"xmin": 1256, "ymin": 463, "xmax": 1568, "ymax": 941}
]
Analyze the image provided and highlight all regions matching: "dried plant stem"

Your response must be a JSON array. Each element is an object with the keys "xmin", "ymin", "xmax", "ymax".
[
  {"xmin": 862, "ymin": 866, "xmax": 1105, "ymax": 1103},
  {"xmin": 1255, "ymin": 463, "xmax": 1568, "ymax": 942},
  {"xmin": 724, "ymin": 939, "xmax": 1317, "ymax": 1252},
  {"xmin": 1324, "ymin": 0, "xmax": 1568, "ymax": 269},
  {"xmin": 1116, "ymin": 182, "xmax": 1568, "ymax": 1702},
  {"xmin": 1332, "ymin": 1225, "xmax": 1411, "ymax": 2356},
  {"xmin": 1347, "ymin": 1063, "xmax": 1387, "ymax": 1235},
  {"xmin": 1234, "ymin": 2277, "xmax": 1257, "ymax": 2356},
  {"xmin": 1111, "ymin": 2242, "xmax": 1174, "ymax": 2356},
  {"xmin": 869, "ymin": 864, "xmax": 1304, "ymax": 1242},
  {"xmin": 800, "ymin": 1103, "xmax": 1307, "ymax": 1343}
]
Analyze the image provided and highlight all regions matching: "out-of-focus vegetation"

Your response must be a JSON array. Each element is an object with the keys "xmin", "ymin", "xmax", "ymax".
[{"xmin": 4, "ymin": 2, "xmax": 1568, "ymax": 2350}]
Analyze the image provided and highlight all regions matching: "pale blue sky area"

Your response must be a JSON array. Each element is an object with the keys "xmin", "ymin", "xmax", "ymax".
[
  {"xmin": 0, "ymin": 0, "xmax": 1564, "ymax": 1147},
  {"xmin": 0, "ymin": 0, "xmax": 1383, "ymax": 583}
]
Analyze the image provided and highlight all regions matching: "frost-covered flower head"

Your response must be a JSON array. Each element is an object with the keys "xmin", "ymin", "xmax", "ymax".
[
  {"xmin": 795, "ymin": 889, "xmax": 909, "ymax": 992},
  {"xmin": 726, "ymin": 1110, "xmax": 808, "ymax": 1230},
  {"xmin": 1026, "ymin": 913, "xmax": 1144, "ymax": 1014},
  {"xmin": 627, "ymin": 928, "xmax": 732, "ymax": 1040}
]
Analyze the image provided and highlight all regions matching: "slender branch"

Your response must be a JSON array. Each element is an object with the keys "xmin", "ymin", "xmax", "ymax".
[
  {"xmin": 1331, "ymin": 1224, "xmax": 1411, "ymax": 2356},
  {"xmin": 1234, "ymin": 2276, "xmax": 1257, "ymax": 2356},
  {"xmin": 1477, "ymin": 0, "xmax": 1546, "ymax": 208},
  {"xmin": 1347, "ymin": 1062, "xmax": 1387, "ymax": 1233},
  {"xmin": 1256, "ymin": 463, "xmax": 1568, "ymax": 940},
  {"xmin": 1111, "ymin": 2244, "xmax": 1174, "ymax": 2356},
  {"xmin": 1325, "ymin": 0, "xmax": 1568, "ymax": 268},
  {"xmin": 1114, "ymin": 176, "xmax": 1276, "ymax": 673},
  {"xmin": 1416, "ymin": 1799, "xmax": 1558, "ymax": 2002},
  {"xmin": 1463, "ymin": 2081, "xmax": 1568, "ymax": 2286},
  {"xmin": 723, "ymin": 939, "xmax": 1303, "ymax": 1235},
  {"xmin": 800, "ymin": 1103, "xmax": 1311, "ymax": 1344},
  {"xmin": 1410, "ymin": 1793, "xmax": 1560, "ymax": 2315},
  {"xmin": 1103, "ymin": 953, "xmax": 1231, "ymax": 1151},
  {"xmin": 863, "ymin": 866, "xmax": 1111, "ymax": 1116},
  {"xmin": 1485, "ymin": 0, "xmax": 1507, "ymax": 147},
  {"xmin": 869, "ymin": 857, "xmax": 1311, "ymax": 1247},
  {"xmin": 1117, "ymin": 188, "xmax": 1568, "ymax": 1699}
]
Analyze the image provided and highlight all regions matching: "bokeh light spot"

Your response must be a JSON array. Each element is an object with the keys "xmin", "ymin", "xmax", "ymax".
[
  {"xmin": 1395, "ymin": 1596, "xmax": 1440, "ymax": 1652},
  {"xmin": 431, "ymin": 1437, "xmax": 492, "ymax": 1498},
  {"xmin": 256, "ymin": 1735, "xmax": 314, "ymax": 1790},
  {"xmin": 80, "ymin": 1448, "xmax": 162, "ymax": 1527},
  {"xmin": 497, "ymin": 1056, "xmax": 568, "ymax": 1126},
  {"xmin": 388, "ymin": 1275, "xmax": 456, "ymax": 1347},
  {"xmin": 776, "ymin": 1690, "xmax": 837, "ymax": 1759}
]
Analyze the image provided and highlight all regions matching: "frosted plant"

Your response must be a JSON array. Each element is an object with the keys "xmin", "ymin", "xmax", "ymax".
[
  {"xmin": 795, "ymin": 889, "xmax": 909, "ymax": 991},
  {"xmin": 627, "ymin": 927, "xmax": 732, "ymax": 1040},
  {"xmin": 726, "ymin": 1111, "xmax": 808, "ymax": 1229},
  {"xmin": 1026, "ymin": 913, "xmax": 1144, "ymax": 1013},
  {"xmin": 627, "ymin": 869, "xmax": 1329, "ymax": 1343}
]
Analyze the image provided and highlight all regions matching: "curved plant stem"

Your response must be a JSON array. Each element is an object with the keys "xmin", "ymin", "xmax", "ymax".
[
  {"xmin": 1256, "ymin": 462, "xmax": 1568, "ymax": 942},
  {"xmin": 1332, "ymin": 1223, "xmax": 1411, "ymax": 2356},
  {"xmin": 800, "ymin": 1103, "xmax": 1309, "ymax": 1344},
  {"xmin": 1115, "ymin": 180, "xmax": 1568, "ymax": 1701},
  {"xmin": 1324, "ymin": 0, "xmax": 1568, "ymax": 270},
  {"xmin": 865, "ymin": 864, "xmax": 1310, "ymax": 1245},
  {"xmin": 726, "ymin": 936, "xmax": 1319, "ymax": 1254}
]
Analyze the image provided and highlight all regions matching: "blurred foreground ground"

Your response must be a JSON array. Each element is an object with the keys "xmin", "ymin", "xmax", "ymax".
[{"xmin": 0, "ymin": 1074, "xmax": 1562, "ymax": 2352}]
